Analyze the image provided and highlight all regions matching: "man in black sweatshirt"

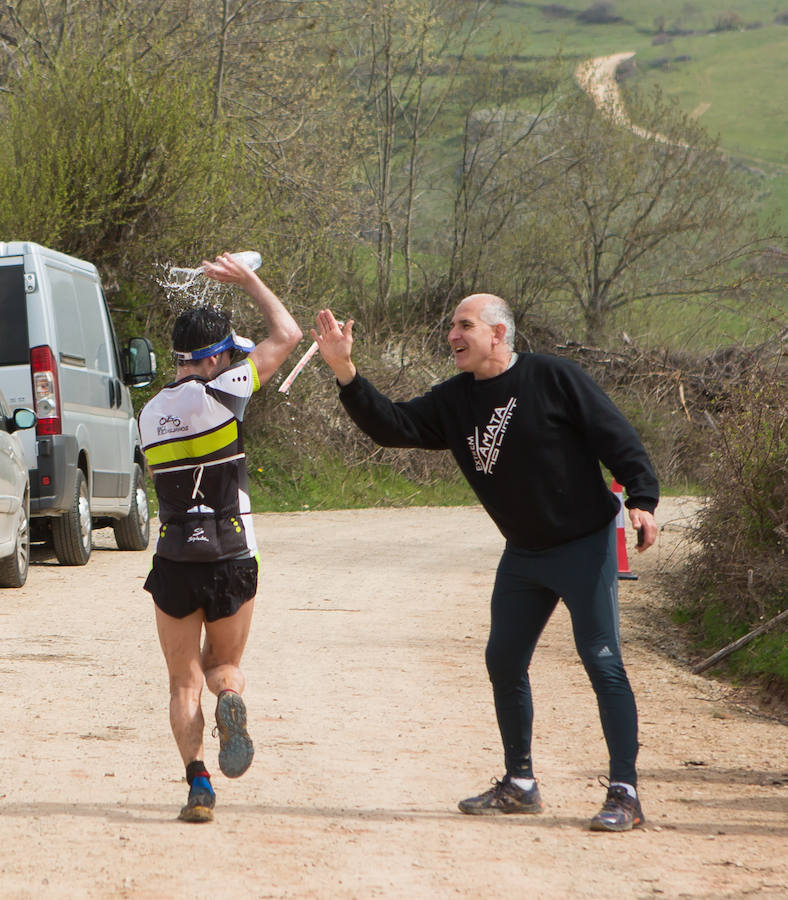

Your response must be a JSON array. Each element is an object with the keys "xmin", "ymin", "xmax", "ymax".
[{"xmin": 311, "ymin": 293, "xmax": 658, "ymax": 831}]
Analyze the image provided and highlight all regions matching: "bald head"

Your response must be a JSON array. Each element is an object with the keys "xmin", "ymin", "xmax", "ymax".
[{"xmin": 459, "ymin": 294, "xmax": 515, "ymax": 350}]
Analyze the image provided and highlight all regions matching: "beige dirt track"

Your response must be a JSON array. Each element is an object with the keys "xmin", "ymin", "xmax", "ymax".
[{"xmin": 1, "ymin": 498, "xmax": 785, "ymax": 899}]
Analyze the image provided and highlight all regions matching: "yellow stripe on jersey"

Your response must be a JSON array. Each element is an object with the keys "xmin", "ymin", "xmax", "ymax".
[
  {"xmin": 144, "ymin": 419, "xmax": 239, "ymax": 468},
  {"xmin": 249, "ymin": 359, "xmax": 260, "ymax": 393}
]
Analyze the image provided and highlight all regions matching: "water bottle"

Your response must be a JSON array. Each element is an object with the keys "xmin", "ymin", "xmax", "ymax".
[{"xmin": 229, "ymin": 251, "xmax": 262, "ymax": 271}]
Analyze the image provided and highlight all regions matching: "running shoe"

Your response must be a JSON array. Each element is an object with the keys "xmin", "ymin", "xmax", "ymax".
[
  {"xmin": 214, "ymin": 690, "xmax": 254, "ymax": 778},
  {"xmin": 589, "ymin": 781, "xmax": 644, "ymax": 831},
  {"xmin": 458, "ymin": 775, "xmax": 544, "ymax": 815},
  {"xmin": 178, "ymin": 784, "xmax": 215, "ymax": 823}
]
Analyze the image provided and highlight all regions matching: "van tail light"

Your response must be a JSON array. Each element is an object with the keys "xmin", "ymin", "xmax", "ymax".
[{"xmin": 30, "ymin": 345, "xmax": 62, "ymax": 435}]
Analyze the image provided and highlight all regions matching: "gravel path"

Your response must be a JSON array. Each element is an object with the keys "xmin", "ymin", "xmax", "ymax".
[{"xmin": 0, "ymin": 499, "xmax": 785, "ymax": 898}]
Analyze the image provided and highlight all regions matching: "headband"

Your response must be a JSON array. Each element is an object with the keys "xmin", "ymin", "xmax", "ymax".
[{"xmin": 174, "ymin": 330, "xmax": 254, "ymax": 362}]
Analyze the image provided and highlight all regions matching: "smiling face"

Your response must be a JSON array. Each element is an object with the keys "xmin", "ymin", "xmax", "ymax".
[{"xmin": 447, "ymin": 294, "xmax": 511, "ymax": 379}]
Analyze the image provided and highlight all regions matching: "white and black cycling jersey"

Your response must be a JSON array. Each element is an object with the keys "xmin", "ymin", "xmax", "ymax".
[{"xmin": 138, "ymin": 359, "xmax": 260, "ymax": 562}]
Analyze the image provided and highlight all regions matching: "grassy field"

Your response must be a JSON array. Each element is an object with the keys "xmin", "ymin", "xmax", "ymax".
[
  {"xmin": 481, "ymin": 1, "xmax": 788, "ymax": 225},
  {"xmin": 631, "ymin": 28, "xmax": 787, "ymax": 164},
  {"xmin": 387, "ymin": 1, "xmax": 786, "ymax": 351}
]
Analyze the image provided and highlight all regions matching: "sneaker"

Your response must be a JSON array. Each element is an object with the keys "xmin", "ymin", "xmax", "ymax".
[
  {"xmin": 178, "ymin": 785, "xmax": 215, "ymax": 823},
  {"xmin": 589, "ymin": 781, "xmax": 644, "ymax": 832},
  {"xmin": 214, "ymin": 690, "xmax": 254, "ymax": 778},
  {"xmin": 458, "ymin": 775, "xmax": 544, "ymax": 815}
]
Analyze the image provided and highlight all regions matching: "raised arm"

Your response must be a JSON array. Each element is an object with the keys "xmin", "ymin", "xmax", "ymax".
[
  {"xmin": 311, "ymin": 308, "xmax": 357, "ymax": 385},
  {"xmin": 310, "ymin": 308, "xmax": 448, "ymax": 450},
  {"xmin": 202, "ymin": 253, "xmax": 303, "ymax": 385}
]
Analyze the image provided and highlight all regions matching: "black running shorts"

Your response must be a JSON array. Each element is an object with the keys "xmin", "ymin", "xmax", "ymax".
[{"xmin": 144, "ymin": 555, "xmax": 258, "ymax": 622}]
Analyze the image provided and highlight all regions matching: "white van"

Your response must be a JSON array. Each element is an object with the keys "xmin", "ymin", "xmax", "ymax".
[{"xmin": 0, "ymin": 241, "xmax": 157, "ymax": 565}]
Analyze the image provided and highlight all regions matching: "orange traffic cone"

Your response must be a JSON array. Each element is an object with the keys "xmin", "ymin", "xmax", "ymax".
[{"xmin": 611, "ymin": 478, "xmax": 637, "ymax": 580}]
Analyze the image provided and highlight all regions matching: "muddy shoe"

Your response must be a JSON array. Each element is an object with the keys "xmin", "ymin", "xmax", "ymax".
[
  {"xmin": 458, "ymin": 775, "xmax": 544, "ymax": 815},
  {"xmin": 178, "ymin": 785, "xmax": 215, "ymax": 823},
  {"xmin": 214, "ymin": 690, "xmax": 254, "ymax": 778},
  {"xmin": 589, "ymin": 782, "xmax": 644, "ymax": 831}
]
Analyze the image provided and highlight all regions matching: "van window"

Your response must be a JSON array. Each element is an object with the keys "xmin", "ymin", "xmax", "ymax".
[
  {"xmin": 0, "ymin": 261, "xmax": 30, "ymax": 366},
  {"xmin": 47, "ymin": 264, "xmax": 85, "ymax": 362},
  {"xmin": 73, "ymin": 272, "xmax": 111, "ymax": 373}
]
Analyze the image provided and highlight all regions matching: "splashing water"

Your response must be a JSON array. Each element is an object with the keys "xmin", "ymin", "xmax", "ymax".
[{"xmin": 156, "ymin": 251, "xmax": 263, "ymax": 308}]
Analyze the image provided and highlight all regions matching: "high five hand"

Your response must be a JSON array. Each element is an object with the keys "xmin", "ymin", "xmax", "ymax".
[{"xmin": 311, "ymin": 310, "xmax": 356, "ymax": 385}]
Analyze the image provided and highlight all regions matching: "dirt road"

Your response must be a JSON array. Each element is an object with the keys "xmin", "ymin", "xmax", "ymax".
[
  {"xmin": 1, "ymin": 499, "xmax": 785, "ymax": 899},
  {"xmin": 575, "ymin": 53, "xmax": 688, "ymax": 147}
]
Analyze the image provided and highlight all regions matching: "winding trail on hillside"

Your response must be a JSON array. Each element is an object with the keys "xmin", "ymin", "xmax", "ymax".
[
  {"xmin": 576, "ymin": 54, "xmax": 788, "ymax": 177},
  {"xmin": 575, "ymin": 52, "xmax": 688, "ymax": 146}
]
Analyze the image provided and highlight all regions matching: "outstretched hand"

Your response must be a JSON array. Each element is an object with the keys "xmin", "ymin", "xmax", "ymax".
[{"xmin": 311, "ymin": 309, "xmax": 357, "ymax": 385}]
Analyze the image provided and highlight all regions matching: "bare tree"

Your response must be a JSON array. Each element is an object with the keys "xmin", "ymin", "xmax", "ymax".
[
  {"xmin": 343, "ymin": 0, "xmax": 492, "ymax": 330},
  {"xmin": 472, "ymin": 87, "xmax": 780, "ymax": 344},
  {"xmin": 446, "ymin": 56, "xmax": 564, "ymax": 311},
  {"xmin": 0, "ymin": 1, "xmax": 353, "ymax": 304}
]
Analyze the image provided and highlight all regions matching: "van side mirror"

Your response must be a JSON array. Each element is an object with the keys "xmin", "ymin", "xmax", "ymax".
[
  {"xmin": 10, "ymin": 408, "xmax": 37, "ymax": 432},
  {"xmin": 123, "ymin": 337, "xmax": 157, "ymax": 387}
]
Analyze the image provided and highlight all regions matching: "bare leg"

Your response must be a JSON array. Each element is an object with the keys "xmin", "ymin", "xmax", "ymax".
[
  {"xmin": 155, "ymin": 606, "xmax": 206, "ymax": 765},
  {"xmin": 201, "ymin": 598, "xmax": 256, "ymax": 778},
  {"xmin": 202, "ymin": 598, "xmax": 255, "ymax": 697}
]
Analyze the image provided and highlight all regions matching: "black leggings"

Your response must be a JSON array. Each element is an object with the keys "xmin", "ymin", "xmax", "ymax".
[{"xmin": 485, "ymin": 521, "xmax": 638, "ymax": 786}]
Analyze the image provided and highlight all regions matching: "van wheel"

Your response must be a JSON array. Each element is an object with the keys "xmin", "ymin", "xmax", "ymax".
[
  {"xmin": 113, "ymin": 464, "xmax": 150, "ymax": 551},
  {"xmin": 0, "ymin": 491, "xmax": 30, "ymax": 588},
  {"xmin": 52, "ymin": 469, "xmax": 92, "ymax": 566}
]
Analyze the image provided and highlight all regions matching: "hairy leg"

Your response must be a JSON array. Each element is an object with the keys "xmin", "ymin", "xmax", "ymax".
[
  {"xmin": 202, "ymin": 598, "xmax": 255, "ymax": 697},
  {"xmin": 155, "ymin": 606, "xmax": 206, "ymax": 765}
]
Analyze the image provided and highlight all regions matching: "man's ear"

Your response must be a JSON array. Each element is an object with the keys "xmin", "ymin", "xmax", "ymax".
[
  {"xmin": 492, "ymin": 323, "xmax": 506, "ymax": 346},
  {"xmin": 207, "ymin": 352, "xmax": 228, "ymax": 368}
]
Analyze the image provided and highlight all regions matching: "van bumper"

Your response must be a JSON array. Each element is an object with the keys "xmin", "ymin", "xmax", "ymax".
[{"xmin": 30, "ymin": 434, "xmax": 79, "ymax": 515}]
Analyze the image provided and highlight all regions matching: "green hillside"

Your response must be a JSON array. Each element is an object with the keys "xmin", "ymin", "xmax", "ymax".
[{"xmin": 483, "ymin": 1, "xmax": 788, "ymax": 224}]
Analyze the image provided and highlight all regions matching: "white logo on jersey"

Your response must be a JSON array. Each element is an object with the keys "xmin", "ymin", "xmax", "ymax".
[
  {"xmin": 467, "ymin": 397, "xmax": 517, "ymax": 474},
  {"xmin": 187, "ymin": 527, "xmax": 210, "ymax": 544}
]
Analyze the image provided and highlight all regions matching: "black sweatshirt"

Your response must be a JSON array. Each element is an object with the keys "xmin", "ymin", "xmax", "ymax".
[{"xmin": 338, "ymin": 352, "xmax": 659, "ymax": 551}]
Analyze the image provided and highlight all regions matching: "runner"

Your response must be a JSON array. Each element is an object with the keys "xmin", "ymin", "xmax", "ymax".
[
  {"xmin": 139, "ymin": 253, "xmax": 302, "ymax": 822},
  {"xmin": 312, "ymin": 294, "xmax": 658, "ymax": 831}
]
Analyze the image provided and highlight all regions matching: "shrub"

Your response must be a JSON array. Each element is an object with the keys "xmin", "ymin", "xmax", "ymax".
[
  {"xmin": 674, "ymin": 360, "xmax": 786, "ymax": 648},
  {"xmin": 541, "ymin": 4, "xmax": 574, "ymax": 18},
  {"xmin": 0, "ymin": 39, "xmax": 239, "ymax": 279},
  {"xmin": 576, "ymin": 3, "xmax": 622, "ymax": 25},
  {"xmin": 713, "ymin": 11, "xmax": 744, "ymax": 32}
]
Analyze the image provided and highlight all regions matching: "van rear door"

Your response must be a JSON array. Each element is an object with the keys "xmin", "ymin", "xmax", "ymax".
[{"xmin": 0, "ymin": 255, "xmax": 34, "ymax": 415}]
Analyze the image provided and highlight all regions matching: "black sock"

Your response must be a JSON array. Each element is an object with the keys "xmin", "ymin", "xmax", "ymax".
[{"xmin": 185, "ymin": 760, "xmax": 211, "ymax": 786}]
